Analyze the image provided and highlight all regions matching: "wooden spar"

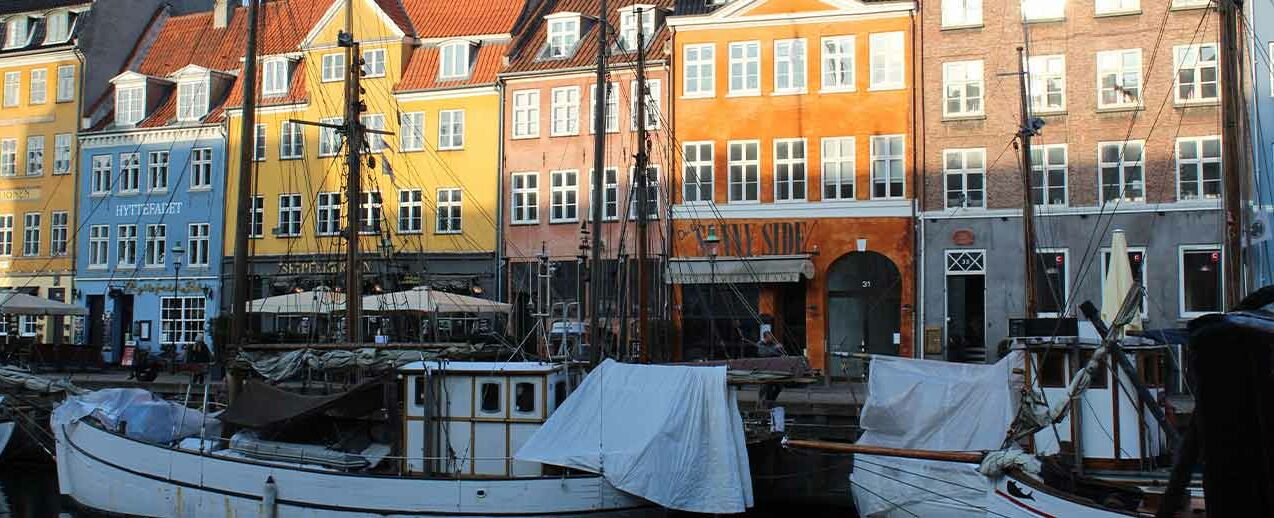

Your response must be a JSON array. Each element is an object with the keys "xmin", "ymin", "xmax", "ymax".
[{"xmin": 782, "ymin": 439, "xmax": 984, "ymax": 463}]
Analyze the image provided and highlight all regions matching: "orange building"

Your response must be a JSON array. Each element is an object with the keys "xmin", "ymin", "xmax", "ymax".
[{"xmin": 667, "ymin": 0, "xmax": 917, "ymax": 375}]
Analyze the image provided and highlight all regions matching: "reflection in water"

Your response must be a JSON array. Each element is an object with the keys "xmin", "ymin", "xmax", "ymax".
[{"xmin": 0, "ymin": 464, "xmax": 85, "ymax": 517}]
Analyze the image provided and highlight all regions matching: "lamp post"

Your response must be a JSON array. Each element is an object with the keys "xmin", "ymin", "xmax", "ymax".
[
  {"xmin": 703, "ymin": 228, "xmax": 721, "ymax": 360},
  {"xmin": 169, "ymin": 243, "xmax": 185, "ymax": 373}
]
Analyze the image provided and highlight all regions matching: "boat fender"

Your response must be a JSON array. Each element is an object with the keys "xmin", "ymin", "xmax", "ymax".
[
  {"xmin": 978, "ymin": 447, "xmax": 1041, "ymax": 477},
  {"xmin": 263, "ymin": 476, "xmax": 278, "ymax": 518}
]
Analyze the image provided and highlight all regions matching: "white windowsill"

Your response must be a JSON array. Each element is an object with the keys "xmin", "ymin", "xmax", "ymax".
[
  {"xmin": 818, "ymin": 86, "xmax": 856, "ymax": 94},
  {"xmin": 725, "ymin": 91, "xmax": 761, "ymax": 98},
  {"xmin": 868, "ymin": 84, "xmax": 905, "ymax": 92},
  {"xmin": 681, "ymin": 93, "xmax": 716, "ymax": 100},
  {"xmin": 771, "ymin": 89, "xmax": 808, "ymax": 97}
]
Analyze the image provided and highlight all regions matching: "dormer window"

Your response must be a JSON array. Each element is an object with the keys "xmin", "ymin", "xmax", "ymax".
[
  {"xmin": 116, "ymin": 85, "xmax": 145, "ymax": 126},
  {"xmin": 618, "ymin": 6, "xmax": 656, "ymax": 53},
  {"xmin": 4, "ymin": 17, "xmax": 29, "ymax": 49},
  {"xmin": 544, "ymin": 14, "xmax": 580, "ymax": 59},
  {"xmin": 262, "ymin": 58, "xmax": 289, "ymax": 98},
  {"xmin": 177, "ymin": 80, "xmax": 209, "ymax": 121},
  {"xmin": 439, "ymin": 41, "xmax": 472, "ymax": 80},
  {"xmin": 44, "ymin": 11, "xmax": 70, "ymax": 44}
]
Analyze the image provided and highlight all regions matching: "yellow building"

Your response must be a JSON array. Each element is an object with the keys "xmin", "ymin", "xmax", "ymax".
[{"xmin": 224, "ymin": 0, "xmax": 520, "ymax": 328}]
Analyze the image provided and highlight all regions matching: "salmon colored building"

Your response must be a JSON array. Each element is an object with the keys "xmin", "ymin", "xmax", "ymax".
[{"xmin": 667, "ymin": 0, "xmax": 917, "ymax": 375}]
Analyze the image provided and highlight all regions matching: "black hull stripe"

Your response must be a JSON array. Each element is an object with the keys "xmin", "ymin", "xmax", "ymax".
[{"xmin": 62, "ymin": 425, "xmax": 657, "ymax": 517}]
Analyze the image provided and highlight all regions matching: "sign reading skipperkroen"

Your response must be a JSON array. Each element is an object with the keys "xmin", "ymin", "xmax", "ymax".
[{"xmin": 115, "ymin": 202, "xmax": 183, "ymax": 217}]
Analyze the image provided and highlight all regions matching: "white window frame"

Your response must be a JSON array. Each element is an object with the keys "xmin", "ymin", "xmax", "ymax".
[
  {"xmin": 25, "ymin": 136, "xmax": 43, "ymax": 176},
  {"xmin": 618, "ymin": 7, "xmax": 656, "ymax": 53},
  {"xmin": 53, "ymin": 134, "xmax": 71, "ymax": 174},
  {"xmin": 821, "ymin": 137, "xmax": 855, "ymax": 200},
  {"xmin": 1028, "ymin": 55, "xmax": 1066, "ymax": 113},
  {"xmin": 148, "ymin": 150, "xmax": 169, "ymax": 191},
  {"xmin": 682, "ymin": 141, "xmax": 714, "ymax": 204},
  {"xmin": 0, "ymin": 139, "xmax": 13, "ymax": 177},
  {"xmin": 116, "ymin": 224, "xmax": 138, "ymax": 268},
  {"xmin": 88, "ymin": 225, "xmax": 108, "ymax": 268},
  {"xmin": 280, "ymin": 121, "xmax": 304, "ymax": 159},
  {"xmin": 1175, "ymin": 135, "xmax": 1222, "ymax": 201},
  {"xmin": 1096, "ymin": 49, "xmax": 1142, "ymax": 109},
  {"xmin": 362, "ymin": 113, "xmax": 387, "ymax": 152},
  {"xmin": 190, "ymin": 147, "xmax": 213, "ymax": 189},
  {"xmin": 4, "ymin": 19, "xmax": 27, "ymax": 50},
  {"xmin": 870, "ymin": 135, "xmax": 906, "ymax": 199},
  {"xmin": 510, "ymin": 172, "xmax": 539, "ymax": 225},
  {"xmin": 277, "ymin": 194, "xmax": 302, "ymax": 237},
  {"xmin": 176, "ymin": 80, "xmax": 209, "ymax": 121},
  {"xmin": 188, "ymin": 223, "xmax": 210, "ymax": 267},
  {"xmin": 438, "ymin": 109, "xmax": 464, "ymax": 150},
  {"xmin": 773, "ymin": 38, "xmax": 808, "ymax": 94},
  {"xmin": 820, "ymin": 36, "xmax": 855, "ymax": 92},
  {"xmin": 1178, "ymin": 245, "xmax": 1223, "ymax": 318},
  {"xmin": 160, "ymin": 297, "xmax": 206, "ymax": 350},
  {"xmin": 440, "ymin": 42, "xmax": 471, "ymax": 80},
  {"xmin": 316, "ymin": 192, "xmax": 341, "ymax": 236},
  {"xmin": 512, "ymin": 90, "xmax": 540, "ymax": 138},
  {"xmin": 45, "ymin": 12, "xmax": 70, "ymax": 44},
  {"xmin": 601, "ymin": 167, "xmax": 619, "ymax": 221},
  {"xmin": 1098, "ymin": 140, "xmax": 1146, "ymax": 203},
  {"xmin": 728, "ymin": 41, "xmax": 761, "ymax": 96},
  {"xmin": 0, "ymin": 215, "xmax": 15, "ymax": 257},
  {"xmin": 1034, "ymin": 248, "xmax": 1069, "ymax": 317},
  {"xmin": 399, "ymin": 112, "xmax": 424, "ymax": 151},
  {"xmin": 398, "ymin": 189, "xmax": 423, "ymax": 233},
  {"xmin": 549, "ymin": 169, "xmax": 580, "ymax": 223},
  {"xmin": 359, "ymin": 191, "xmax": 382, "ymax": 234},
  {"xmin": 1, "ymin": 71, "xmax": 16, "ymax": 107},
  {"xmin": 116, "ymin": 85, "xmax": 145, "ymax": 126},
  {"xmin": 144, "ymin": 224, "xmax": 167, "ymax": 267},
  {"xmin": 683, "ymin": 43, "xmax": 715, "ymax": 98},
  {"xmin": 628, "ymin": 165, "xmax": 661, "ymax": 220},
  {"xmin": 1095, "ymin": 0, "xmax": 1140, "ymax": 16},
  {"xmin": 550, "ymin": 86, "xmax": 580, "ymax": 136},
  {"xmin": 253, "ymin": 123, "xmax": 267, "ymax": 161},
  {"xmin": 1173, "ymin": 43, "xmax": 1219, "ymax": 104},
  {"xmin": 773, "ymin": 138, "xmax": 807, "ymax": 202},
  {"xmin": 590, "ymin": 82, "xmax": 619, "ymax": 133},
  {"xmin": 869, "ymin": 32, "xmax": 905, "ymax": 91},
  {"xmin": 362, "ymin": 48, "xmax": 386, "ymax": 77},
  {"xmin": 435, "ymin": 188, "xmax": 462, "ymax": 234},
  {"xmin": 21, "ymin": 212, "xmax": 39, "ymax": 257},
  {"xmin": 943, "ymin": 60, "xmax": 984, "ymax": 118},
  {"xmin": 321, "ymin": 53, "xmax": 345, "ymax": 82},
  {"xmin": 943, "ymin": 148, "xmax": 986, "ymax": 209},
  {"xmin": 1022, "ymin": 0, "xmax": 1066, "ymax": 21},
  {"xmin": 50, "ymin": 211, "xmax": 67, "ymax": 257},
  {"xmin": 942, "ymin": 0, "xmax": 984, "ymax": 28},
  {"xmin": 630, "ymin": 78, "xmax": 661, "ymax": 130},
  {"xmin": 90, "ymin": 155, "xmax": 110, "ymax": 194},
  {"xmin": 727, "ymin": 140, "xmax": 760, "ymax": 203},
  {"xmin": 545, "ymin": 17, "xmax": 580, "ymax": 58},
  {"xmin": 248, "ymin": 196, "xmax": 263, "ymax": 238},
  {"xmin": 29, "ymin": 68, "xmax": 45, "ymax": 105},
  {"xmin": 319, "ymin": 117, "xmax": 343, "ymax": 157},
  {"xmin": 1030, "ymin": 143, "xmax": 1068, "ymax": 206},
  {"xmin": 118, "ymin": 153, "xmax": 140, "ymax": 193},
  {"xmin": 262, "ymin": 58, "xmax": 288, "ymax": 97},
  {"xmin": 56, "ymin": 65, "xmax": 74, "ymax": 102}
]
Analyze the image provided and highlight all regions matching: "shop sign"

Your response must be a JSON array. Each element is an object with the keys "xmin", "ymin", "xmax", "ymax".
[
  {"xmin": 115, "ymin": 202, "xmax": 182, "ymax": 217},
  {"xmin": 0, "ymin": 188, "xmax": 40, "ymax": 202},
  {"xmin": 120, "ymin": 280, "xmax": 208, "ymax": 295},
  {"xmin": 279, "ymin": 261, "xmax": 343, "ymax": 275},
  {"xmin": 688, "ymin": 221, "xmax": 811, "ymax": 257}
]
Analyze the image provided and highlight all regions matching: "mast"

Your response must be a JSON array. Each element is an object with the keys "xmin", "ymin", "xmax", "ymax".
[
  {"xmin": 342, "ymin": 0, "xmax": 364, "ymax": 343},
  {"xmin": 587, "ymin": 0, "xmax": 607, "ymax": 366},
  {"xmin": 1016, "ymin": 46, "xmax": 1039, "ymax": 316},
  {"xmin": 1219, "ymin": 0, "xmax": 1246, "ymax": 308},
  {"xmin": 634, "ymin": 9, "xmax": 650, "ymax": 363},
  {"xmin": 230, "ymin": 0, "xmax": 261, "ymax": 353}
]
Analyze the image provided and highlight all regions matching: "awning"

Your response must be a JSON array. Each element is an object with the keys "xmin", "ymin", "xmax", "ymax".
[
  {"xmin": 0, "ymin": 291, "xmax": 88, "ymax": 316},
  {"xmin": 362, "ymin": 287, "xmax": 512, "ymax": 314},
  {"xmin": 665, "ymin": 255, "xmax": 815, "ymax": 284},
  {"xmin": 247, "ymin": 288, "xmax": 346, "ymax": 314}
]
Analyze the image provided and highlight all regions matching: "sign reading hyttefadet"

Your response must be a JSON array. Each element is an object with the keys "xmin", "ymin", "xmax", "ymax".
[{"xmin": 115, "ymin": 202, "xmax": 182, "ymax": 217}]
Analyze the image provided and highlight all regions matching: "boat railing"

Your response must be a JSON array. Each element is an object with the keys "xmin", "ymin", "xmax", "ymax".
[{"xmin": 177, "ymin": 435, "xmax": 525, "ymax": 464}]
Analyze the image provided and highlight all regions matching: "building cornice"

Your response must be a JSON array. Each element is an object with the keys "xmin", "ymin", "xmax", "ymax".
[
  {"xmin": 79, "ymin": 125, "xmax": 225, "ymax": 149},
  {"xmin": 920, "ymin": 200, "xmax": 1223, "ymax": 220}
]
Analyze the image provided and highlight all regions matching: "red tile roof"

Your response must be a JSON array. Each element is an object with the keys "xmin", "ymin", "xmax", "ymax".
[
  {"xmin": 396, "ymin": 41, "xmax": 509, "ymax": 92},
  {"xmin": 137, "ymin": 8, "xmax": 248, "ymax": 76},
  {"xmin": 374, "ymin": 0, "xmax": 414, "ymax": 35},
  {"xmin": 223, "ymin": 56, "xmax": 309, "ymax": 110},
  {"xmin": 405, "ymin": 0, "xmax": 527, "ymax": 40},
  {"xmin": 502, "ymin": 0, "xmax": 677, "ymax": 75}
]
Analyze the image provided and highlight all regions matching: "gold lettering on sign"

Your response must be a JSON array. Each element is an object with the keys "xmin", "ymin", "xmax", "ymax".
[{"xmin": 0, "ymin": 188, "xmax": 40, "ymax": 202}]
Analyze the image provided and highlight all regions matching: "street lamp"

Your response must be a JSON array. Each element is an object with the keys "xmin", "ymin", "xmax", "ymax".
[
  {"xmin": 703, "ymin": 228, "xmax": 721, "ymax": 360},
  {"xmin": 169, "ymin": 243, "xmax": 185, "ymax": 374}
]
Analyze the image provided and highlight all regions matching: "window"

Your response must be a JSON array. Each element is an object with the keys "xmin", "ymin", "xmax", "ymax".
[
  {"xmin": 551, "ymin": 86, "xmax": 580, "ymax": 136},
  {"xmin": 438, "ymin": 110, "xmax": 464, "ymax": 149},
  {"xmin": 4, "ymin": 19, "xmax": 26, "ymax": 49},
  {"xmin": 117, "ymin": 224, "xmax": 137, "ymax": 267},
  {"xmin": 821, "ymin": 36, "xmax": 855, "ymax": 91},
  {"xmin": 25, "ymin": 136, "xmax": 43, "ymax": 176},
  {"xmin": 1099, "ymin": 141, "xmax": 1145, "ymax": 203},
  {"xmin": 1034, "ymin": 249, "xmax": 1068, "ymax": 315},
  {"xmin": 248, "ymin": 196, "xmax": 263, "ymax": 238},
  {"xmin": 319, "ymin": 117, "xmax": 343, "ymax": 156},
  {"xmin": 317, "ymin": 192, "xmax": 341, "ymax": 236},
  {"xmin": 188, "ymin": 223, "xmax": 209, "ymax": 266},
  {"xmin": 398, "ymin": 189, "xmax": 422, "ymax": 233},
  {"xmin": 277, "ymin": 194, "xmax": 301, "ymax": 236},
  {"xmin": 630, "ymin": 79, "xmax": 661, "ymax": 130},
  {"xmin": 513, "ymin": 90, "xmax": 540, "ymax": 138},
  {"xmin": 362, "ymin": 49, "xmax": 386, "ymax": 77},
  {"xmin": 822, "ymin": 137, "xmax": 855, "ymax": 200},
  {"xmin": 1097, "ymin": 49, "xmax": 1142, "ymax": 108},
  {"xmin": 400, "ymin": 112, "xmax": 424, "ymax": 151},
  {"xmin": 21, "ymin": 213, "xmax": 39, "ymax": 257},
  {"xmin": 90, "ymin": 155, "xmax": 110, "ymax": 193},
  {"xmin": 53, "ymin": 134, "xmax": 71, "ymax": 174},
  {"xmin": 774, "ymin": 39, "xmax": 808, "ymax": 94},
  {"xmin": 728, "ymin": 41, "xmax": 760, "ymax": 95},
  {"xmin": 628, "ymin": 166, "xmax": 660, "ymax": 220},
  {"xmin": 161, "ymin": 297, "xmax": 205, "ymax": 351},
  {"xmin": 550, "ymin": 170, "xmax": 579, "ymax": 222},
  {"xmin": 0, "ymin": 140, "xmax": 12, "ymax": 176},
  {"xmin": 118, "ymin": 153, "xmax": 140, "ymax": 193},
  {"xmin": 480, "ymin": 382, "xmax": 502, "ymax": 414},
  {"xmin": 774, "ymin": 139, "xmax": 807, "ymax": 201},
  {"xmin": 684, "ymin": 44, "xmax": 715, "ymax": 97},
  {"xmin": 29, "ymin": 69, "xmax": 45, "ymax": 104},
  {"xmin": 56, "ymin": 65, "xmax": 74, "ymax": 102},
  {"xmin": 253, "ymin": 123, "xmax": 266, "ymax": 161},
  {"xmin": 554, "ymin": 380, "xmax": 568, "ymax": 409},
  {"xmin": 602, "ymin": 168, "xmax": 619, "ymax": 221},
  {"xmin": 147, "ymin": 151, "xmax": 168, "ymax": 191},
  {"xmin": 869, "ymin": 32, "xmax": 905, "ymax": 90},
  {"xmin": 1171, "ymin": 0, "xmax": 1211, "ymax": 9},
  {"xmin": 190, "ymin": 148, "xmax": 212, "ymax": 189},
  {"xmin": 45, "ymin": 12, "xmax": 69, "ymax": 43},
  {"xmin": 177, "ymin": 81, "xmax": 209, "ymax": 121},
  {"xmin": 440, "ymin": 42, "xmax": 470, "ymax": 79},
  {"xmin": 88, "ymin": 225, "xmax": 108, "ymax": 267},
  {"xmin": 321, "ymin": 53, "xmax": 345, "ymax": 82},
  {"xmin": 1028, "ymin": 55, "xmax": 1065, "ymax": 112},
  {"xmin": 1022, "ymin": 0, "xmax": 1065, "ymax": 20},
  {"xmin": 280, "ymin": 122, "xmax": 304, "ymax": 159},
  {"xmin": 871, "ymin": 135, "xmax": 905, "ymax": 199},
  {"xmin": 728, "ymin": 140, "xmax": 759, "ymax": 202},
  {"xmin": 1102, "ymin": 248, "xmax": 1147, "ymax": 318},
  {"xmin": 359, "ymin": 191, "xmax": 382, "ymax": 234},
  {"xmin": 144, "ymin": 224, "xmax": 167, "ymax": 266},
  {"xmin": 511, "ymin": 172, "xmax": 539, "ymax": 224},
  {"xmin": 943, "ymin": 60, "xmax": 984, "ymax": 117},
  {"xmin": 683, "ymin": 142, "xmax": 714, "ymax": 203},
  {"xmin": 436, "ymin": 188, "xmax": 462, "ymax": 234},
  {"xmin": 515, "ymin": 382, "xmax": 536, "ymax": 414},
  {"xmin": 263, "ymin": 58, "xmax": 288, "ymax": 96},
  {"xmin": 590, "ymin": 83, "xmax": 619, "ymax": 133},
  {"xmin": 1177, "ymin": 136, "xmax": 1221, "ymax": 200},
  {"xmin": 546, "ymin": 17, "xmax": 579, "ymax": 58},
  {"xmin": 618, "ymin": 8, "xmax": 655, "ymax": 52},
  {"xmin": 1174, "ymin": 44, "xmax": 1219, "ymax": 103},
  {"xmin": 943, "ymin": 148, "xmax": 985, "ymax": 208},
  {"xmin": 116, "ymin": 86, "xmax": 144, "ymax": 125},
  {"xmin": 1096, "ymin": 0, "xmax": 1140, "ymax": 15},
  {"xmin": 50, "ymin": 212, "xmax": 67, "ymax": 257},
  {"xmin": 361, "ymin": 113, "xmax": 386, "ymax": 152},
  {"xmin": 942, "ymin": 0, "xmax": 983, "ymax": 27},
  {"xmin": 2, "ymin": 72, "xmax": 17, "ymax": 107},
  {"xmin": 1180, "ymin": 246, "xmax": 1222, "ymax": 317},
  {"xmin": 1030, "ymin": 144, "xmax": 1067, "ymax": 206}
]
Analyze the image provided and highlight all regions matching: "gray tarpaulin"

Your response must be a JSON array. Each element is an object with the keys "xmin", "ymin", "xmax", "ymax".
[
  {"xmin": 219, "ymin": 379, "xmax": 385, "ymax": 428},
  {"xmin": 665, "ymin": 255, "xmax": 814, "ymax": 284}
]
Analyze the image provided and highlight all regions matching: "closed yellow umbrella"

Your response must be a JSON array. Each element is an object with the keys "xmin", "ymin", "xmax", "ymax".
[{"xmin": 1101, "ymin": 229, "xmax": 1142, "ymax": 332}]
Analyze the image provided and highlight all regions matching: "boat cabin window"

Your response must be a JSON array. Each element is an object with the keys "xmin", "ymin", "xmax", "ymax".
[
  {"xmin": 554, "ymin": 380, "xmax": 567, "ymax": 409},
  {"xmin": 414, "ymin": 375, "xmax": 426, "ymax": 405},
  {"xmin": 1137, "ymin": 352, "xmax": 1165, "ymax": 387},
  {"xmin": 480, "ymin": 382, "xmax": 501, "ymax": 413},
  {"xmin": 515, "ymin": 382, "xmax": 535, "ymax": 413},
  {"xmin": 1035, "ymin": 351, "xmax": 1066, "ymax": 387},
  {"xmin": 1077, "ymin": 350, "xmax": 1108, "ymax": 388}
]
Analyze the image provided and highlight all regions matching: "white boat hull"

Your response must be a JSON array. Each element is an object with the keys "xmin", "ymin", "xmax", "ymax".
[{"xmin": 56, "ymin": 421, "xmax": 660, "ymax": 517}]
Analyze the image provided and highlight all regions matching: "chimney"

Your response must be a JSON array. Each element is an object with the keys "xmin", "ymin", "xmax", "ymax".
[{"xmin": 214, "ymin": 0, "xmax": 233, "ymax": 29}]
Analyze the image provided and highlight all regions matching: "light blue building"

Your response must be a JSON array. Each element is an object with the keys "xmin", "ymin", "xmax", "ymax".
[
  {"xmin": 75, "ymin": 4, "xmax": 242, "ymax": 361},
  {"xmin": 1249, "ymin": 5, "xmax": 1274, "ymax": 288}
]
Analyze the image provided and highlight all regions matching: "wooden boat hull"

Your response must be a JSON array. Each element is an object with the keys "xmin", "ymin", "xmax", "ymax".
[{"xmin": 55, "ymin": 420, "xmax": 661, "ymax": 517}]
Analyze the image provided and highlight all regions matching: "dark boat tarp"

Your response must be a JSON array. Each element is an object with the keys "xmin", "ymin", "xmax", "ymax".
[{"xmin": 220, "ymin": 379, "xmax": 385, "ymax": 429}]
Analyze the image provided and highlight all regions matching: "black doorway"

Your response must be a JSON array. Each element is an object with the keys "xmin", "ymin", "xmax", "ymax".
[
  {"xmin": 826, "ymin": 252, "xmax": 902, "ymax": 378},
  {"xmin": 945, "ymin": 273, "xmax": 986, "ymax": 363}
]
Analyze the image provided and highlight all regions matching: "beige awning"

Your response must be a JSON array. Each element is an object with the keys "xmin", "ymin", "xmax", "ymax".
[
  {"xmin": 665, "ymin": 255, "xmax": 815, "ymax": 284},
  {"xmin": 362, "ymin": 287, "xmax": 512, "ymax": 314},
  {"xmin": 247, "ymin": 288, "xmax": 346, "ymax": 314},
  {"xmin": 0, "ymin": 291, "xmax": 87, "ymax": 316}
]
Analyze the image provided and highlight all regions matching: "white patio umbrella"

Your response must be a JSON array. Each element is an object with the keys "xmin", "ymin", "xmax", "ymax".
[
  {"xmin": 0, "ymin": 291, "xmax": 87, "ymax": 316},
  {"xmin": 1101, "ymin": 229, "xmax": 1143, "ymax": 332},
  {"xmin": 362, "ymin": 286, "xmax": 511, "ymax": 314},
  {"xmin": 246, "ymin": 287, "xmax": 346, "ymax": 314}
]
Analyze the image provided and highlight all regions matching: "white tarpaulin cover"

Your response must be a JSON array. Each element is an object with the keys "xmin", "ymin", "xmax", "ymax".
[
  {"xmin": 850, "ymin": 352, "xmax": 1023, "ymax": 517},
  {"xmin": 51, "ymin": 388, "xmax": 219, "ymax": 444},
  {"xmin": 514, "ymin": 359, "xmax": 754, "ymax": 514}
]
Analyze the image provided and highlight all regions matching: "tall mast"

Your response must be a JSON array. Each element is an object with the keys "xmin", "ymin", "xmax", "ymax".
[
  {"xmin": 587, "ymin": 0, "xmax": 607, "ymax": 366},
  {"xmin": 634, "ymin": 9, "xmax": 650, "ymax": 363},
  {"xmin": 342, "ymin": 0, "xmax": 364, "ymax": 343},
  {"xmin": 1016, "ymin": 46, "xmax": 1039, "ymax": 316},
  {"xmin": 230, "ymin": 0, "xmax": 261, "ymax": 348},
  {"xmin": 1219, "ymin": 0, "xmax": 1246, "ymax": 307}
]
